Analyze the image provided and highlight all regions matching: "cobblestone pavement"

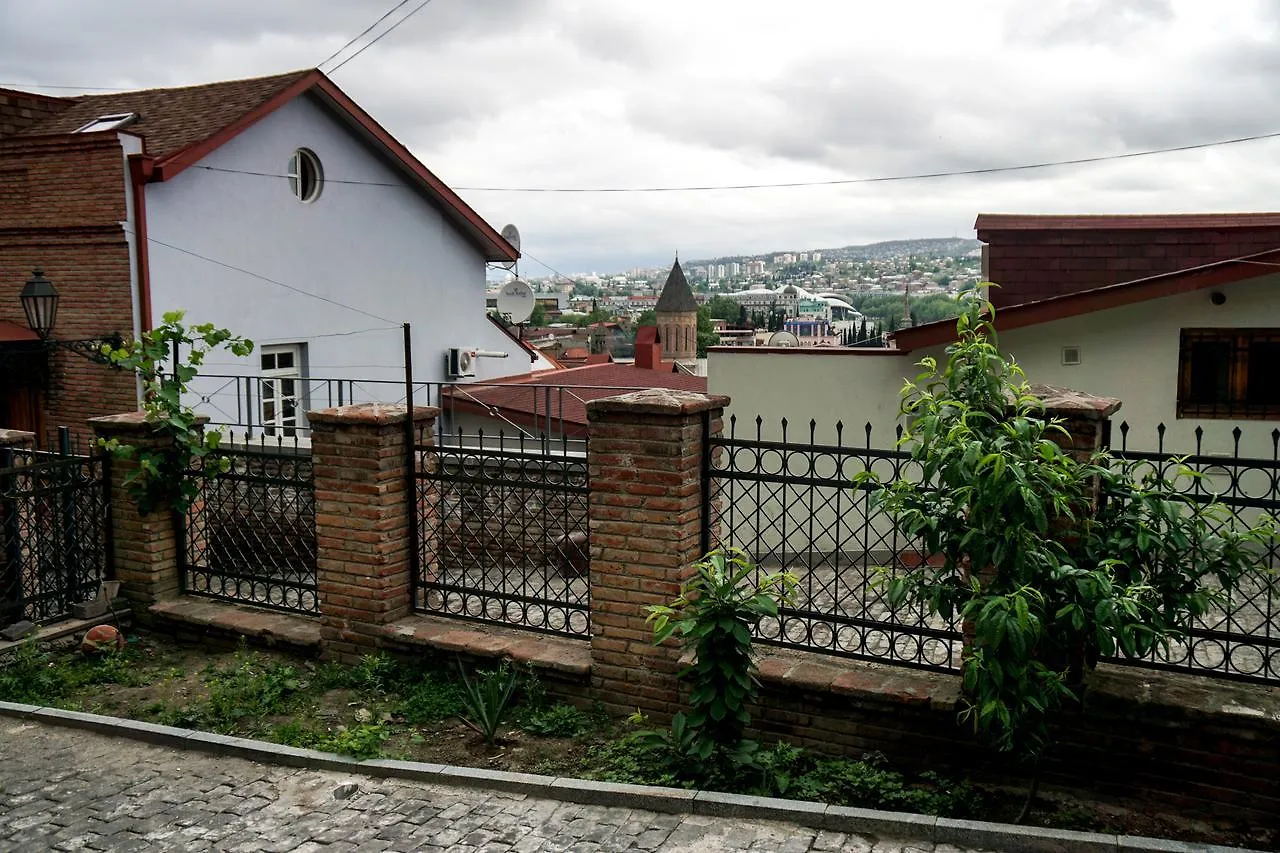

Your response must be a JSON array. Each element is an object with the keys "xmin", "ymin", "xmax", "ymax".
[{"xmin": 0, "ymin": 721, "xmax": 997, "ymax": 852}]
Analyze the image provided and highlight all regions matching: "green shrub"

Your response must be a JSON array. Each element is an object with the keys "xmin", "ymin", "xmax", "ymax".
[
  {"xmin": 200, "ymin": 648, "xmax": 307, "ymax": 732},
  {"xmin": 398, "ymin": 671, "xmax": 468, "ymax": 724}
]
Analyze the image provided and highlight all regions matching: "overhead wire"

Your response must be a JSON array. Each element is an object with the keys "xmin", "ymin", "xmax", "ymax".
[
  {"xmin": 138, "ymin": 233, "xmax": 400, "ymax": 324},
  {"xmin": 327, "ymin": 0, "xmax": 441, "ymax": 74},
  {"xmin": 318, "ymin": 0, "xmax": 414, "ymax": 70},
  {"xmin": 186, "ymin": 128, "xmax": 1280, "ymax": 194}
]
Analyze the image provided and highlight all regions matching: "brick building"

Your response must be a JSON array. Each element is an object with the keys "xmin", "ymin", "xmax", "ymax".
[{"xmin": 0, "ymin": 68, "xmax": 529, "ymax": 445}]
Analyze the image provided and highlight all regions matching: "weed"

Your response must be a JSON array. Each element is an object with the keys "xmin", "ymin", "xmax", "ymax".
[
  {"xmin": 519, "ymin": 703, "xmax": 591, "ymax": 738},
  {"xmin": 272, "ymin": 720, "xmax": 389, "ymax": 760},
  {"xmin": 398, "ymin": 672, "xmax": 467, "ymax": 724},
  {"xmin": 0, "ymin": 642, "xmax": 65, "ymax": 704},
  {"xmin": 198, "ymin": 648, "xmax": 307, "ymax": 732}
]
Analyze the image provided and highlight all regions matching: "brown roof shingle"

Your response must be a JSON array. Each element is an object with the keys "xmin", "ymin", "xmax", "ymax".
[{"xmin": 20, "ymin": 70, "xmax": 312, "ymax": 159}]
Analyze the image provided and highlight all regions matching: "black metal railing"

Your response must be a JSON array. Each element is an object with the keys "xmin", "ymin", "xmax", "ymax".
[
  {"xmin": 0, "ymin": 442, "xmax": 111, "ymax": 626},
  {"xmin": 186, "ymin": 373, "xmax": 661, "ymax": 447},
  {"xmin": 1106, "ymin": 421, "xmax": 1280, "ymax": 684},
  {"xmin": 414, "ymin": 427, "xmax": 590, "ymax": 637},
  {"xmin": 705, "ymin": 416, "xmax": 962, "ymax": 673},
  {"xmin": 181, "ymin": 437, "xmax": 317, "ymax": 614}
]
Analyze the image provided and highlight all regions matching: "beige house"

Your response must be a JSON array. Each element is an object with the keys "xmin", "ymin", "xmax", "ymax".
[{"xmin": 710, "ymin": 213, "xmax": 1280, "ymax": 459}]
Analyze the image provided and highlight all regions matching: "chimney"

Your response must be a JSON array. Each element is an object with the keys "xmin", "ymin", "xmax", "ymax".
[{"xmin": 635, "ymin": 325, "xmax": 662, "ymax": 370}]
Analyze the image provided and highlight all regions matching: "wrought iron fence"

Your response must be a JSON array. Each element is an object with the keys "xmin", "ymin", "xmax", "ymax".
[
  {"xmin": 414, "ymin": 427, "xmax": 590, "ymax": 637},
  {"xmin": 187, "ymin": 372, "xmax": 658, "ymax": 449},
  {"xmin": 704, "ymin": 416, "xmax": 962, "ymax": 673},
  {"xmin": 181, "ymin": 437, "xmax": 317, "ymax": 614},
  {"xmin": 0, "ymin": 444, "xmax": 111, "ymax": 626},
  {"xmin": 1106, "ymin": 421, "xmax": 1280, "ymax": 684}
]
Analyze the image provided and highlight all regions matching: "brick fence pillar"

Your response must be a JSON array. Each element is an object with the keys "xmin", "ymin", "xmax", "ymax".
[
  {"xmin": 1030, "ymin": 384, "xmax": 1122, "ymax": 509},
  {"xmin": 585, "ymin": 389, "xmax": 729, "ymax": 719},
  {"xmin": 87, "ymin": 413, "xmax": 199, "ymax": 612},
  {"xmin": 309, "ymin": 403, "xmax": 437, "ymax": 664}
]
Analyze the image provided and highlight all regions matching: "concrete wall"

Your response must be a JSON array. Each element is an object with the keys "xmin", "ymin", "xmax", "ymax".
[
  {"xmin": 710, "ymin": 274, "xmax": 1280, "ymax": 458},
  {"xmin": 144, "ymin": 92, "xmax": 532, "ymax": 427}
]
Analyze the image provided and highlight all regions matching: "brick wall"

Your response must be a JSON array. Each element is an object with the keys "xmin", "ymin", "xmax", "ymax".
[
  {"xmin": 979, "ymin": 219, "xmax": 1280, "ymax": 310},
  {"xmin": 0, "ymin": 90, "xmax": 72, "ymax": 138},
  {"xmin": 0, "ymin": 134, "xmax": 137, "ymax": 446}
]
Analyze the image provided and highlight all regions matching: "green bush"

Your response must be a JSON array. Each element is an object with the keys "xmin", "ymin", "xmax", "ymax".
[{"xmin": 458, "ymin": 662, "xmax": 520, "ymax": 744}]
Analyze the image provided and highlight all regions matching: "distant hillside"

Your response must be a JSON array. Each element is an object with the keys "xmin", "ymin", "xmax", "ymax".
[{"xmin": 689, "ymin": 237, "xmax": 980, "ymax": 268}]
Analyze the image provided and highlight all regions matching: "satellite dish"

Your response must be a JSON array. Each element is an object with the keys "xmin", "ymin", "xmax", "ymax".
[
  {"xmin": 496, "ymin": 279, "xmax": 534, "ymax": 324},
  {"xmin": 767, "ymin": 330, "xmax": 800, "ymax": 347},
  {"xmin": 498, "ymin": 224, "xmax": 521, "ymax": 271}
]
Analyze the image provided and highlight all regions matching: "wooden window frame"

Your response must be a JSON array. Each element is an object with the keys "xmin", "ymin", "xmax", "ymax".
[{"xmin": 1177, "ymin": 328, "xmax": 1280, "ymax": 419}]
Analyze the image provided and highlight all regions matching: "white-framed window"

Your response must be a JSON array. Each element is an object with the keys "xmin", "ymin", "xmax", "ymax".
[
  {"xmin": 75, "ymin": 113, "xmax": 138, "ymax": 133},
  {"xmin": 287, "ymin": 148, "xmax": 323, "ymax": 203},
  {"xmin": 260, "ymin": 344, "xmax": 303, "ymax": 436}
]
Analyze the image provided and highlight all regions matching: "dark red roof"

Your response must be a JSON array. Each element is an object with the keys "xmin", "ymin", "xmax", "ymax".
[
  {"xmin": 975, "ymin": 212, "xmax": 1280, "ymax": 232},
  {"xmin": 21, "ymin": 70, "xmax": 310, "ymax": 159},
  {"xmin": 12, "ymin": 70, "xmax": 518, "ymax": 263},
  {"xmin": 441, "ymin": 363, "xmax": 708, "ymax": 434},
  {"xmin": 890, "ymin": 246, "xmax": 1280, "ymax": 353},
  {"xmin": 0, "ymin": 320, "xmax": 38, "ymax": 343}
]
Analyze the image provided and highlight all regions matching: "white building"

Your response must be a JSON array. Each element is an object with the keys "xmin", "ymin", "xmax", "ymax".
[{"xmin": 33, "ymin": 69, "xmax": 541, "ymax": 435}]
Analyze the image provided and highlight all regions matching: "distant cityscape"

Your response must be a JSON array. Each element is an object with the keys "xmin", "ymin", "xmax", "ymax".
[{"xmin": 488, "ymin": 237, "xmax": 984, "ymax": 362}]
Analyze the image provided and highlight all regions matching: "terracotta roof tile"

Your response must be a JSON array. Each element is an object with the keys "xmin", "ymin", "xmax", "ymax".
[{"xmin": 20, "ymin": 70, "xmax": 312, "ymax": 159}]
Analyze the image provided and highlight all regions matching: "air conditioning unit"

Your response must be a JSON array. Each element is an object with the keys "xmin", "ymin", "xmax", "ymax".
[{"xmin": 446, "ymin": 347, "xmax": 476, "ymax": 379}]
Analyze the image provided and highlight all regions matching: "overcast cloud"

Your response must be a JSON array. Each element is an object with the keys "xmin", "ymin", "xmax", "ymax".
[{"xmin": 4, "ymin": 0, "xmax": 1280, "ymax": 274}]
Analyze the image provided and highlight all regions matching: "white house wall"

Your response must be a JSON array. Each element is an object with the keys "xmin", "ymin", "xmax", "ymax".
[
  {"xmin": 144, "ymin": 93, "xmax": 531, "ymax": 427},
  {"xmin": 710, "ymin": 274, "xmax": 1280, "ymax": 459}
]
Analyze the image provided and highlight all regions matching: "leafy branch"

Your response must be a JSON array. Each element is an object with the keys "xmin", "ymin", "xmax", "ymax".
[{"xmin": 98, "ymin": 311, "xmax": 253, "ymax": 515}]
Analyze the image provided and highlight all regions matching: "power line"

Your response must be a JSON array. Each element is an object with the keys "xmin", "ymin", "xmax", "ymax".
[
  {"xmin": 0, "ymin": 81, "xmax": 137, "ymax": 92},
  {"xmin": 141, "ymin": 234, "xmax": 399, "ymax": 324},
  {"xmin": 328, "ymin": 0, "xmax": 441, "ymax": 74},
  {"xmin": 318, "ymin": 0, "xmax": 414, "ymax": 70},
  {"xmin": 189, "ymin": 128, "xmax": 1280, "ymax": 194}
]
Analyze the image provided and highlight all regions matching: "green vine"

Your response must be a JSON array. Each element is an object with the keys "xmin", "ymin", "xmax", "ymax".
[
  {"xmin": 98, "ymin": 311, "xmax": 253, "ymax": 515},
  {"xmin": 869, "ymin": 290, "xmax": 1273, "ymax": 762}
]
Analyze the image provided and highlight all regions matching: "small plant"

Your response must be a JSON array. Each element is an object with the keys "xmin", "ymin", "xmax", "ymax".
[
  {"xmin": 98, "ymin": 311, "xmax": 253, "ymax": 515},
  {"xmin": 457, "ymin": 661, "xmax": 520, "ymax": 744},
  {"xmin": 520, "ymin": 703, "xmax": 592, "ymax": 738},
  {"xmin": 646, "ymin": 547, "xmax": 797, "ymax": 777}
]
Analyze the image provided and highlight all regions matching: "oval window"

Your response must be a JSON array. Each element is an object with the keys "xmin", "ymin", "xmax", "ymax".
[{"xmin": 287, "ymin": 148, "xmax": 323, "ymax": 203}]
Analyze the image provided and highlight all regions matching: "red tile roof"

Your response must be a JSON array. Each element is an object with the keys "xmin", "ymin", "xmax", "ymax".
[
  {"xmin": 19, "ymin": 70, "xmax": 311, "ymax": 160},
  {"xmin": 441, "ymin": 363, "xmax": 708, "ymax": 435},
  {"xmin": 975, "ymin": 212, "xmax": 1280, "ymax": 231}
]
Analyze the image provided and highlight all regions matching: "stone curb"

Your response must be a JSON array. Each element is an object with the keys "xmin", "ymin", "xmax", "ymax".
[{"xmin": 0, "ymin": 702, "xmax": 1259, "ymax": 853}]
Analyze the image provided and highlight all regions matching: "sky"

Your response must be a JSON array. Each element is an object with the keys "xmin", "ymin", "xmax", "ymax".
[{"xmin": 4, "ymin": 0, "xmax": 1280, "ymax": 276}]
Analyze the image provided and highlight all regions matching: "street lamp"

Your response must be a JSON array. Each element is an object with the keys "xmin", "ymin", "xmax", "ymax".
[
  {"xmin": 16, "ymin": 268, "xmax": 121, "ymax": 363},
  {"xmin": 20, "ymin": 268, "xmax": 59, "ymax": 339}
]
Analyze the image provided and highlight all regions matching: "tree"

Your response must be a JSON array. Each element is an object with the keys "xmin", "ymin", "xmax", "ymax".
[
  {"xmin": 630, "ymin": 309, "xmax": 657, "ymax": 343},
  {"xmin": 695, "ymin": 306, "xmax": 719, "ymax": 357},
  {"xmin": 528, "ymin": 302, "xmax": 548, "ymax": 326},
  {"xmin": 869, "ymin": 291, "xmax": 1271, "ymax": 812},
  {"xmin": 704, "ymin": 295, "xmax": 743, "ymax": 321}
]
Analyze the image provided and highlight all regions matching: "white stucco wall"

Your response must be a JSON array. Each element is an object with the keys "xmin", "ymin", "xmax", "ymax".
[
  {"xmin": 710, "ymin": 275, "xmax": 1280, "ymax": 457},
  {"xmin": 144, "ymin": 92, "xmax": 532, "ymax": 428}
]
